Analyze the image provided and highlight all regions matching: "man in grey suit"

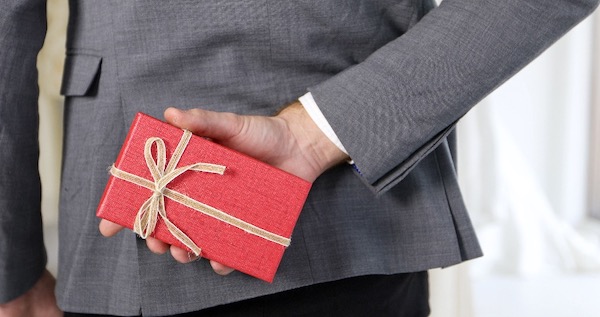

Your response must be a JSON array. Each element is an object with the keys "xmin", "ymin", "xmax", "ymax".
[{"xmin": 1, "ymin": 0, "xmax": 598, "ymax": 316}]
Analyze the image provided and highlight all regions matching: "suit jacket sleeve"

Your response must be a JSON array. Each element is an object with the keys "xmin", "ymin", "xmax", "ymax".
[
  {"xmin": 0, "ymin": 0, "xmax": 48, "ymax": 303},
  {"xmin": 310, "ymin": 0, "xmax": 599, "ymax": 194}
]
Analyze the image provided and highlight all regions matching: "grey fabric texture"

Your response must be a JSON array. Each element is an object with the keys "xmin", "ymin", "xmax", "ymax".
[
  {"xmin": 1, "ymin": 0, "xmax": 598, "ymax": 315},
  {"xmin": 0, "ymin": 0, "xmax": 47, "ymax": 303},
  {"xmin": 311, "ymin": 0, "xmax": 600, "ymax": 193}
]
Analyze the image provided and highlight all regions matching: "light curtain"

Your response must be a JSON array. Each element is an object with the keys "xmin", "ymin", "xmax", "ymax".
[
  {"xmin": 430, "ymin": 10, "xmax": 600, "ymax": 317},
  {"xmin": 430, "ymin": 3, "xmax": 600, "ymax": 316},
  {"xmin": 458, "ymin": 11, "xmax": 600, "ymax": 279}
]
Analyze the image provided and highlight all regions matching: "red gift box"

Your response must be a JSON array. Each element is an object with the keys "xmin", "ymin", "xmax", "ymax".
[{"xmin": 97, "ymin": 112, "xmax": 311, "ymax": 282}]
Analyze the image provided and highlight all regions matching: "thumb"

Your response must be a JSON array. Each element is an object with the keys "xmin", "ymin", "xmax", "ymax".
[{"xmin": 164, "ymin": 107, "xmax": 244, "ymax": 142}]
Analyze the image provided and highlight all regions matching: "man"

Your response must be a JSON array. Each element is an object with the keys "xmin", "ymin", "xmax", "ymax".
[{"xmin": 1, "ymin": 0, "xmax": 598, "ymax": 316}]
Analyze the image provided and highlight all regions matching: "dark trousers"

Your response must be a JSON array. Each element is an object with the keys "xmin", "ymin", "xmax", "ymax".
[{"xmin": 65, "ymin": 272, "xmax": 430, "ymax": 317}]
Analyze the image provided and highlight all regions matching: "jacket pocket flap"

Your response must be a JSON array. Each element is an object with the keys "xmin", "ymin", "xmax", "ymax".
[{"xmin": 60, "ymin": 54, "xmax": 102, "ymax": 96}]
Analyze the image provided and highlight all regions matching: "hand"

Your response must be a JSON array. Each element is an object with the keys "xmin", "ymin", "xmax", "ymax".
[
  {"xmin": 100, "ymin": 102, "xmax": 348, "ymax": 274},
  {"xmin": 0, "ymin": 269, "xmax": 62, "ymax": 317}
]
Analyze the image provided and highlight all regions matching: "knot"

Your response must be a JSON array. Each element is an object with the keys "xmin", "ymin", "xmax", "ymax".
[{"xmin": 131, "ymin": 130, "xmax": 225, "ymax": 256}]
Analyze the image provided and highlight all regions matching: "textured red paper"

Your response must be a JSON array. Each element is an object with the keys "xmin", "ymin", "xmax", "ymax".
[{"xmin": 97, "ymin": 112, "xmax": 311, "ymax": 282}]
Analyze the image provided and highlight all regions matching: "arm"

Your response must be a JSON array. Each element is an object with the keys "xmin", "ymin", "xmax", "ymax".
[
  {"xmin": 0, "ymin": 1, "xmax": 60, "ymax": 315},
  {"xmin": 310, "ymin": 0, "xmax": 600, "ymax": 193},
  {"xmin": 101, "ymin": 0, "xmax": 599, "ymax": 269}
]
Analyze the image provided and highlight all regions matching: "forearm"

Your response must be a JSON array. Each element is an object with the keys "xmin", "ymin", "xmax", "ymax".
[
  {"xmin": 311, "ymin": 0, "xmax": 599, "ymax": 192},
  {"xmin": 0, "ymin": 0, "xmax": 48, "ymax": 303}
]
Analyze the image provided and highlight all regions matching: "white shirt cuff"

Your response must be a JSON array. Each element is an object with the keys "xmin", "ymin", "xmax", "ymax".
[{"xmin": 298, "ymin": 92, "xmax": 350, "ymax": 156}]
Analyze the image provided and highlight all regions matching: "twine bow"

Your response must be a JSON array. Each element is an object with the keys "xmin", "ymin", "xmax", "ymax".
[{"xmin": 109, "ymin": 130, "xmax": 291, "ymax": 256}]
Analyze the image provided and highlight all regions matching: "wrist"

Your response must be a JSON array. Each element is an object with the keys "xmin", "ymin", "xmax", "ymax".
[{"xmin": 276, "ymin": 101, "xmax": 349, "ymax": 181}]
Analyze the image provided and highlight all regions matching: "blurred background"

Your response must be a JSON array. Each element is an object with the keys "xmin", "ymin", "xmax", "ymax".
[{"xmin": 37, "ymin": 0, "xmax": 600, "ymax": 316}]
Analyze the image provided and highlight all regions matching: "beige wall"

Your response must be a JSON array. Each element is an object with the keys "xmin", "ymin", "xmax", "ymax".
[{"xmin": 38, "ymin": 0, "xmax": 67, "ymax": 274}]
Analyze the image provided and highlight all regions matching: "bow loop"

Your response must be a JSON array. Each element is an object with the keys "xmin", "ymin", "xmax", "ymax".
[{"xmin": 133, "ymin": 130, "xmax": 225, "ymax": 255}]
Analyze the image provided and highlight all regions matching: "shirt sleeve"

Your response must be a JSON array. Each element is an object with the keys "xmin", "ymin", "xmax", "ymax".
[{"xmin": 298, "ymin": 92, "xmax": 350, "ymax": 156}]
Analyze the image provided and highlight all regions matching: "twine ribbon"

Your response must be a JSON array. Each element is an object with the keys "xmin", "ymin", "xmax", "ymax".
[{"xmin": 109, "ymin": 130, "xmax": 291, "ymax": 256}]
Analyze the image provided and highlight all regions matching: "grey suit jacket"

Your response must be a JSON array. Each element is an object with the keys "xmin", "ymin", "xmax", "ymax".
[{"xmin": 1, "ymin": 0, "xmax": 598, "ymax": 315}]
